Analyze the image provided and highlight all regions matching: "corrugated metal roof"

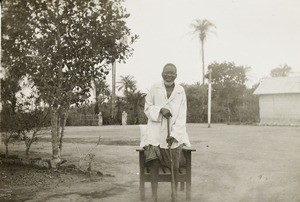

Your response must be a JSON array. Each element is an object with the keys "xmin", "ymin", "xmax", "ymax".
[{"xmin": 253, "ymin": 76, "xmax": 300, "ymax": 95}]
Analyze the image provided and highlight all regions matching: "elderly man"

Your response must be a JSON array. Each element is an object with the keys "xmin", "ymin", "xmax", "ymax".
[{"xmin": 143, "ymin": 63, "xmax": 191, "ymax": 202}]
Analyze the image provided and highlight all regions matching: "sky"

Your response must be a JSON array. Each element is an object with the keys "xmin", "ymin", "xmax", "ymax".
[{"xmin": 106, "ymin": 0, "xmax": 300, "ymax": 92}]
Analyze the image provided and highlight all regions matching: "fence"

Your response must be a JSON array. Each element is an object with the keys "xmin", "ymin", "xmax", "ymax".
[{"xmin": 67, "ymin": 113, "xmax": 99, "ymax": 126}]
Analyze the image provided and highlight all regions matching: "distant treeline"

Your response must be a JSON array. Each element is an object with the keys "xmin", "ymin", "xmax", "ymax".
[{"xmin": 67, "ymin": 62, "xmax": 260, "ymax": 125}]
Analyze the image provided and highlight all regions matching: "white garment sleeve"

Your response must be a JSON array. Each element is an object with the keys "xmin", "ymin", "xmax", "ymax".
[{"xmin": 144, "ymin": 87, "xmax": 162, "ymax": 122}]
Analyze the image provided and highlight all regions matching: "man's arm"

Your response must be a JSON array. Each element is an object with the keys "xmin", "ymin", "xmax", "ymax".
[{"xmin": 144, "ymin": 87, "xmax": 162, "ymax": 122}]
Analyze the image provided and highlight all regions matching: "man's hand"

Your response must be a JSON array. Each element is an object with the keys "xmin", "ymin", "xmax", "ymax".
[
  {"xmin": 166, "ymin": 136, "xmax": 177, "ymax": 147},
  {"xmin": 160, "ymin": 108, "xmax": 172, "ymax": 119}
]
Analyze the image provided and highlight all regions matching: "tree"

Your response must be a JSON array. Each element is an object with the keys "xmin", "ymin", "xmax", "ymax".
[
  {"xmin": 125, "ymin": 90, "xmax": 146, "ymax": 124},
  {"xmin": 2, "ymin": 0, "xmax": 137, "ymax": 165},
  {"xmin": 191, "ymin": 19, "xmax": 216, "ymax": 127},
  {"xmin": 270, "ymin": 64, "xmax": 292, "ymax": 77},
  {"xmin": 1, "ymin": 0, "xmax": 32, "ymax": 115},
  {"xmin": 116, "ymin": 75, "xmax": 145, "ymax": 124},
  {"xmin": 117, "ymin": 75, "xmax": 137, "ymax": 95},
  {"xmin": 181, "ymin": 82, "xmax": 207, "ymax": 123},
  {"xmin": 235, "ymin": 85, "xmax": 259, "ymax": 123},
  {"xmin": 0, "ymin": 74, "xmax": 23, "ymax": 157},
  {"xmin": 0, "ymin": 76, "xmax": 21, "ymax": 116},
  {"xmin": 93, "ymin": 79, "xmax": 111, "ymax": 114},
  {"xmin": 0, "ymin": 88, "xmax": 50, "ymax": 157},
  {"xmin": 208, "ymin": 61, "xmax": 248, "ymax": 123},
  {"xmin": 0, "ymin": 106, "xmax": 22, "ymax": 157},
  {"xmin": 191, "ymin": 19, "xmax": 216, "ymax": 84},
  {"xmin": 22, "ymin": 108, "xmax": 50, "ymax": 157}
]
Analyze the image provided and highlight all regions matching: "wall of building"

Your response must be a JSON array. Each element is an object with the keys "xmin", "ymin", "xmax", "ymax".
[{"xmin": 259, "ymin": 93, "xmax": 300, "ymax": 125}]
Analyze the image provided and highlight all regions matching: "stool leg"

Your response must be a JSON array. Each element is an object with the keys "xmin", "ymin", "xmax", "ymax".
[
  {"xmin": 186, "ymin": 151, "xmax": 192, "ymax": 201},
  {"xmin": 140, "ymin": 180, "xmax": 145, "ymax": 201},
  {"xmin": 139, "ymin": 151, "xmax": 146, "ymax": 201},
  {"xmin": 150, "ymin": 160, "xmax": 159, "ymax": 202},
  {"xmin": 186, "ymin": 180, "xmax": 191, "ymax": 201}
]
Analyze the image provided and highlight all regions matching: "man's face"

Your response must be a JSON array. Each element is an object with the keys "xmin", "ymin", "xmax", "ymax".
[{"xmin": 162, "ymin": 66, "xmax": 177, "ymax": 83}]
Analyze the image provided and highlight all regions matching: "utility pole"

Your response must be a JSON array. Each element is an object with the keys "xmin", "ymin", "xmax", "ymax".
[{"xmin": 208, "ymin": 67, "xmax": 212, "ymax": 128}]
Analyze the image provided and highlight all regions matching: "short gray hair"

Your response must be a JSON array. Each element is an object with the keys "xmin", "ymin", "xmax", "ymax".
[{"xmin": 163, "ymin": 63, "xmax": 177, "ymax": 72}]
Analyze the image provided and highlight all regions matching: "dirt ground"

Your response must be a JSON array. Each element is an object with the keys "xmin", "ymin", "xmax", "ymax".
[{"xmin": 1, "ymin": 124, "xmax": 300, "ymax": 202}]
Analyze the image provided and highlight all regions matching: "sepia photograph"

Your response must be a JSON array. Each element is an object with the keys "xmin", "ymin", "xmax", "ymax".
[{"xmin": 1, "ymin": 0, "xmax": 300, "ymax": 201}]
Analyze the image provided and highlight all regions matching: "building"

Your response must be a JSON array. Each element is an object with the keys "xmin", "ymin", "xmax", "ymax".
[{"xmin": 253, "ymin": 76, "xmax": 300, "ymax": 126}]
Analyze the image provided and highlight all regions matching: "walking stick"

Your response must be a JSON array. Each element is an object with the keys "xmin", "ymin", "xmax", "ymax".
[{"xmin": 167, "ymin": 117, "xmax": 177, "ymax": 202}]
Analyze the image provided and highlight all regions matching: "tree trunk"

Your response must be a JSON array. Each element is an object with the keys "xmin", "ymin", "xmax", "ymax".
[
  {"xmin": 4, "ymin": 134, "xmax": 12, "ymax": 157},
  {"xmin": 59, "ymin": 108, "xmax": 69, "ymax": 156},
  {"xmin": 5, "ymin": 143, "xmax": 9, "ymax": 157},
  {"xmin": 201, "ymin": 39, "xmax": 205, "ymax": 85},
  {"xmin": 25, "ymin": 131, "xmax": 37, "ymax": 158},
  {"xmin": 25, "ymin": 147, "xmax": 30, "ymax": 158},
  {"xmin": 51, "ymin": 109, "xmax": 60, "ymax": 160},
  {"xmin": 226, "ymin": 101, "xmax": 231, "ymax": 124},
  {"xmin": 54, "ymin": 5, "xmax": 63, "ymax": 158}
]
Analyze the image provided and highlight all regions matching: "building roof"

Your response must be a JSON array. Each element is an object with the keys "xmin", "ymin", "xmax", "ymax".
[{"xmin": 253, "ymin": 76, "xmax": 300, "ymax": 95}]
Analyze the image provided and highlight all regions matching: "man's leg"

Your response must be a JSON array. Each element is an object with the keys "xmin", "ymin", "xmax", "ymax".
[{"xmin": 149, "ymin": 159, "xmax": 160, "ymax": 202}]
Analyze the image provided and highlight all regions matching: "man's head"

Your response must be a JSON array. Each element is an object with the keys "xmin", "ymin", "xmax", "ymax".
[{"xmin": 162, "ymin": 63, "xmax": 177, "ymax": 86}]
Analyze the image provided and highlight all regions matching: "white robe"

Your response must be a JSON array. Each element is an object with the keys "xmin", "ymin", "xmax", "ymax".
[{"xmin": 143, "ymin": 81, "xmax": 191, "ymax": 149}]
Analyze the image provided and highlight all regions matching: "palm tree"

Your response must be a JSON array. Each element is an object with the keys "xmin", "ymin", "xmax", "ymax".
[
  {"xmin": 94, "ymin": 79, "xmax": 111, "ymax": 114},
  {"xmin": 270, "ymin": 64, "xmax": 292, "ymax": 77},
  {"xmin": 191, "ymin": 19, "xmax": 216, "ymax": 84},
  {"xmin": 125, "ymin": 90, "xmax": 146, "ymax": 124},
  {"xmin": 191, "ymin": 19, "xmax": 216, "ymax": 128},
  {"xmin": 117, "ymin": 75, "xmax": 137, "ymax": 95}
]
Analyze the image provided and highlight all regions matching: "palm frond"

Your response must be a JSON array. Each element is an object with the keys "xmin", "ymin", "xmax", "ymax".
[{"xmin": 190, "ymin": 19, "xmax": 216, "ymax": 40}]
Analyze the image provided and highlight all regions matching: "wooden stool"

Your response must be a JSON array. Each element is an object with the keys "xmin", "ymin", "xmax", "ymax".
[{"xmin": 136, "ymin": 146, "xmax": 196, "ymax": 201}]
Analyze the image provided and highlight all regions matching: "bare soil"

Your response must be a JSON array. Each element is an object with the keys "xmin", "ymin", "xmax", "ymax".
[
  {"xmin": 0, "ymin": 163, "xmax": 88, "ymax": 201},
  {"xmin": 1, "ymin": 124, "xmax": 300, "ymax": 202}
]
